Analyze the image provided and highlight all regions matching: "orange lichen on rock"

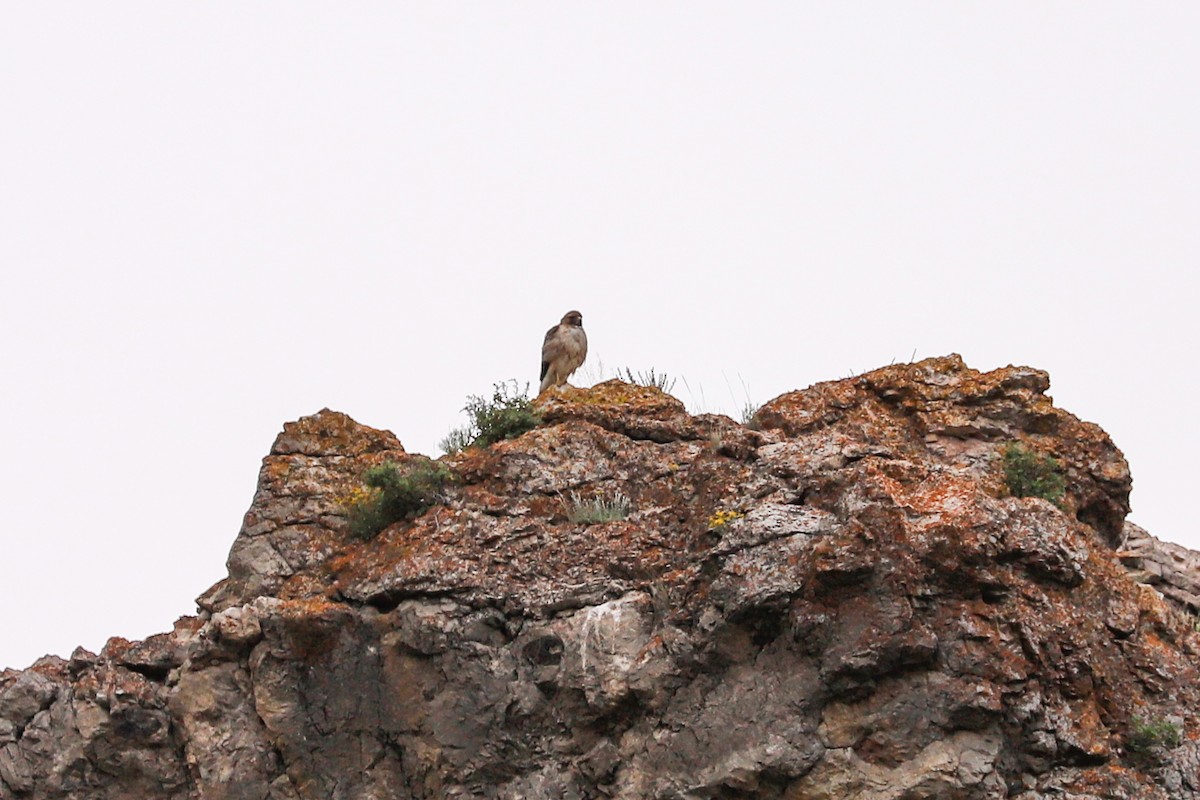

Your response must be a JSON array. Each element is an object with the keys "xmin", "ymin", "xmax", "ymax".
[{"xmin": 10, "ymin": 357, "xmax": 1200, "ymax": 799}]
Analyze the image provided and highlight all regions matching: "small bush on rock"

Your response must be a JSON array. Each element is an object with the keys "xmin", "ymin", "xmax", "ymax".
[
  {"xmin": 1001, "ymin": 442, "xmax": 1066, "ymax": 507},
  {"xmin": 1126, "ymin": 716, "xmax": 1182, "ymax": 766},
  {"xmin": 441, "ymin": 381, "xmax": 541, "ymax": 454},
  {"xmin": 438, "ymin": 427, "xmax": 475, "ymax": 457},
  {"xmin": 346, "ymin": 459, "xmax": 451, "ymax": 539},
  {"xmin": 618, "ymin": 367, "xmax": 676, "ymax": 393},
  {"xmin": 567, "ymin": 491, "xmax": 632, "ymax": 524},
  {"xmin": 740, "ymin": 402, "xmax": 761, "ymax": 429}
]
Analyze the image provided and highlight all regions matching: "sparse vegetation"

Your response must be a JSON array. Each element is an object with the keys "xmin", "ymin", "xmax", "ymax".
[
  {"xmin": 740, "ymin": 401, "xmax": 760, "ymax": 429},
  {"xmin": 345, "ymin": 459, "xmax": 451, "ymax": 539},
  {"xmin": 1126, "ymin": 716, "xmax": 1182, "ymax": 766},
  {"xmin": 675, "ymin": 374, "xmax": 761, "ymax": 425},
  {"xmin": 566, "ymin": 490, "xmax": 632, "ymax": 524},
  {"xmin": 1001, "ymin": 442, "xmax": 1066, "ymax": 507},
  {"xmin": 708, "ymin": 509, "xmax": 745, "ymax": 530},
  {"xmin": 618, "ymin": 367, "xmax": 676, "ymax": 393},
  {"xmin": 440, "ymin": 381, "xmax": 541, "ymax": 454},
  {"xmin": 438, "ymin": 427, "xmax": 475, "ymax": 457}
]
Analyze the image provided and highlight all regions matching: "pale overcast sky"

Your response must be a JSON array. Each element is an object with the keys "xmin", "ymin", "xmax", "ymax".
[{"xmin": 2, "ymin": 4, "xmax": 1197, "ymax": 670}]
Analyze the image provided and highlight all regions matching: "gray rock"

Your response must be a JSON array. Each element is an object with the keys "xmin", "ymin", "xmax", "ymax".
[{"xmin": 0, "ymin": 672, "xmax": 57, "ymax": 728}]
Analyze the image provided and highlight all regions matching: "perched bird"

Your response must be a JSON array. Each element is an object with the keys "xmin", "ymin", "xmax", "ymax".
[{"xmin": 539, "ymin": 310, "xmax": 588, "ymax": 394}]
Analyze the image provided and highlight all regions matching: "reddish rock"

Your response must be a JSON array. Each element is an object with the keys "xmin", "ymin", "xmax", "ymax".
[
  {"xmin": 197, "ymin": 409, "xmax": 408, "ymax": 613},
  {"xmin": 3, "ymin": 357, "xmax": 1198, "ymax": 800},
  {"xmin": 756, "ymin": 355, "xmax": 1131, "ymax": 546}
]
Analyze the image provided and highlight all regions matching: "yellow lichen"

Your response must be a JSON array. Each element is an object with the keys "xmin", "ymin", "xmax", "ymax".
[
  {"xmin": 337, "ymin": 485, "xmax": 380, "ymax": 510},
  {"xmin": 708, "ymin": 509, "xmax": 745, "ymax": 530}
]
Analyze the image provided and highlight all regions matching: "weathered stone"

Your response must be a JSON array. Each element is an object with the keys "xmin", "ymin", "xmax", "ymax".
[
  {"xmin": 0, "ymin": 671, "xmax": 57, "ymax": 728},
  {"xmin": 1120, "ymin": 521, "xmax": 1200, "ymax": 613},
  {"xmin": 562, "ymin": 593, "xmax": 661, "ymax": 712},
  {"xmin": 757, "ymin": 355, "xmax": 1132, "ymax": 546},
  {"xmin": 786, "ymin": 729, "xmax": 1005, "ymax": 799},
  {"xmin": 170, "ymin": 662, "xmax": 277, "ymax": 800},
  {"xmin": 197, "ymin": 409, "xmax": 408, "ymax": 613},
  {"xmin": 5, "ymin": 358, "xmax": 1200, "ymax": 799}
]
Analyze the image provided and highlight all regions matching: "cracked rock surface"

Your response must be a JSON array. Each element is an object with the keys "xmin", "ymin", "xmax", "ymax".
[{"xmin": 4, "ymin": 356, "xmax": 1200, "ymax": 799}]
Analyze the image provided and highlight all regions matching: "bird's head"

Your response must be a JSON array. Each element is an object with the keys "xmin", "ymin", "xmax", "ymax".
[{"xmin": 562, "ymin": 310, "xmax": 583, "ymax": 327}]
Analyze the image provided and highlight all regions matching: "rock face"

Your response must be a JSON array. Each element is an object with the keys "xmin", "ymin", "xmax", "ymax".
[
  {"xmin": 1120, "ymin": 521, "xmax": 1200, "ymax": 614},
  {"xmin": 4, "ymin": 355, "xmax": 1200, "ymax": 799}
]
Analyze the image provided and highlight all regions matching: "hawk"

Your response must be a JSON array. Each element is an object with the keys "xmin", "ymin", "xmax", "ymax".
[{"xmin": 539, "ymin": 310, "xmax": 587, "ymax": 394}]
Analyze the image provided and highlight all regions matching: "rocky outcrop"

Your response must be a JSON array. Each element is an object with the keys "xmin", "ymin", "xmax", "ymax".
[
  {"xmin": 3, "ymin": 356, "xmax": 1199, "ymax": 800},
  {"xmin": 1120, "ymin": 521, "xmax": 1200, "ymax": 614},
  {"xmin": 198, "ymin": 410, "xmax": 409, "ymax": 612}
]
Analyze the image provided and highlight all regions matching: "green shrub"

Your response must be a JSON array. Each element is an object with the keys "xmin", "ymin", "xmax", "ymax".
[
  {"xmin": 440, "ymin": 382, "xmax": 541, "ymax": 454},
  {"xmin": 1126, "ymin": 716, "xmax": 1182, "ymax": 765},
  {"xmin": 346, "ymin": 459, "xmax": 451, "ymax": 539},
  {"xmin": 468, "ymin": 382, "xmax": 541, "ymax": 446},
  {"xmin": 567, "ymin": 490, "xmax": 632, "ymax": 524},
  {"xmin": 618, "ymin": 367, "xmax": 676, "ymax": 393},
  {"xmin": 1001, "ymin": 443, "xmax": 1066, "ymax": 507}
]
